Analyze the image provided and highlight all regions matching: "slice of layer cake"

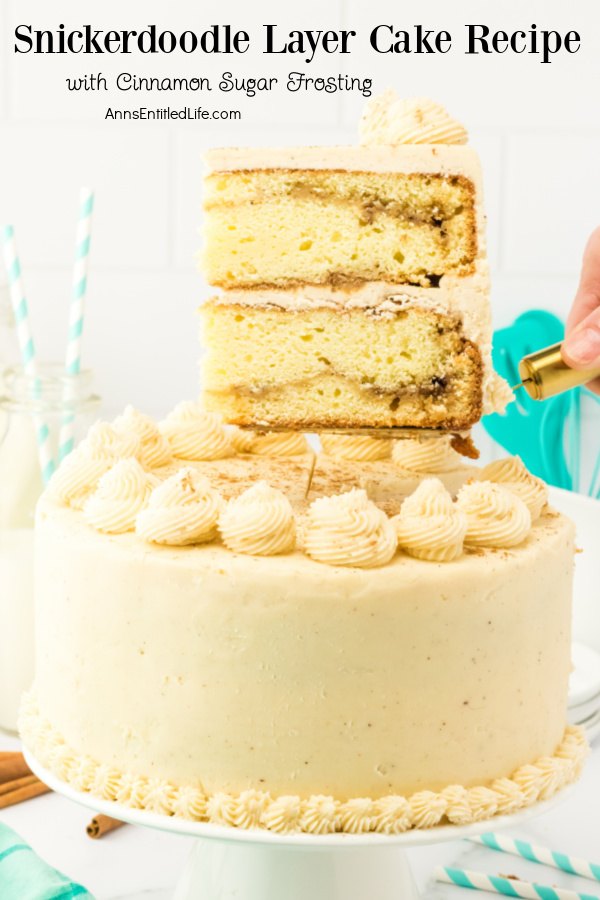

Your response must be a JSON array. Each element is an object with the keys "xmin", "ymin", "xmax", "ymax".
[{"xmin": 200, "ymin": 93, "xmax": 512, "ymax": 430}]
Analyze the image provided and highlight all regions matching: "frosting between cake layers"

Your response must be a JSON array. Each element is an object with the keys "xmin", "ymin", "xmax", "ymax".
[
  {"xmin": 359, "ymin": 92, "xmax": 468, "ymax": 147},
  {"xmin": 209, "ymin": 275, "xmax": 513, "ymax": 419},
  {"xmin": 19, "ymin": 693, "xmax": 587, "ymax": 835}
]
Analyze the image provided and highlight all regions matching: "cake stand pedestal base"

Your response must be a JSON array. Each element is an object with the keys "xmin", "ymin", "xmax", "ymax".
[
  {"xmin": 173, "ymin": 838, "xmax": 418, "ymax": 900},
  {"xmin": 24, "ymin": 750, "xmax": 570, "ymax": 900}
]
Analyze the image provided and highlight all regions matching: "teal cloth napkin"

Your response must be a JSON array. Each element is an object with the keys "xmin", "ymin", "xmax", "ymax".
[{"xmin": 0, "ymin": 820, "xmax": 93, "ymax": 900}]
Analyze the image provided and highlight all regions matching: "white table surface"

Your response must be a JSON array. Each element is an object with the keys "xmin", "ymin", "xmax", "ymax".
[{"xmin": 0, "ymin": 732, "xmax": 599, "ymax": 900}]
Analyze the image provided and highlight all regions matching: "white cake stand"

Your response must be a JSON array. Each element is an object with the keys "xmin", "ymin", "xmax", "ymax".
[{"xmin": 25, "ymin": 750, "xmax": 571, "ymax": 900}]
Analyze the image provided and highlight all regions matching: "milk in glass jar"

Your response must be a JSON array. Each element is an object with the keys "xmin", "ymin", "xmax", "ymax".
[{"xmin": 0, "ymin": 365, "xmax": 99, "ymax": 731}]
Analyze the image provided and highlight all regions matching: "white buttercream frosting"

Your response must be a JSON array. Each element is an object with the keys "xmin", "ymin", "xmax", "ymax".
[
  {"xmin": 299, "ymin": 796, "xmax": 340, "ymax": 834},
  {"xmin": 136, "ymin": 468, "xmax": 224, "ymax": 545},
  {"xmin": 441, "ymin": 785, "xmax": 472, "ymax": 825},
  {"xmin": 112, "ymin": 406, "xmax": 172, "ymax": 469},
  {"xmin": 47, "ymin": 447, "xmax": 113, "ymax": 510},
  {"xmin": 47, "ymin": 421, "xmax": 141, "ymax": 509},
  {"xmin": 392, "ymin": 435, "xmax": 465, "ymax": 473},
  {"xmin": 338, "ymin": 798, "xmax": 375, "ymax": 834},
  {"xmin": 82, "ymin": 421, "xmax": 141, "ymax": 459},
  {"xmin": 145, "ymin": 779, "xmax": 177, "ymax": 816},
  {"xmin": 320, "ymin": 434, "xmax": 391, "ymax": 462},
  {"xmin": 467, "ymin": 786, "xmax": 498, "ymax": 822},
  {"xmin": 233, "ymin": 790, "xmax": 271, "ymax": 829},
  {"xmin": 219, "ymin": 481, "xmax": 296, "ymax": 556},
  {"xmin": 242, "ymin": 431, "xmax": 310, "ymax": 457},
  {"xmin": 490, "ymin": 777, "xmax": 525, "ymax": 815},
  {"xmin": 304, "ymin": 489, "xmax": 397, "ymax": 568},
  {"xmin": 480, "ymin": 457, "xmax": 548, "ymax": 521},
  {"xmin": 409, "ymin": 790, "xmax": 447, "ymax": 828},
  {"xmin": 90, "ymin": 764, "xmax": 122, "ymax": 802},
  {"xmin": 360, "ymin": 91, "xmax": 468, "ymax": 146},
  {"xmin": 171, "ymin": 785, "xmax": 208, "ymax": 821},
  {"xmin": 456, "ymin": 481, "xmax": 532, "ymax": 549},
  {"xmin": 393, "ymin": 478, "xmax": 466, "ymax": 562},
  {"xmin": 207, "ymin": 792, "xmax": 237, "ymax": 826},
  {"xmin": 227, "ymin": 426, "xmax": 256, "ymax": 454},
  {"xmin": 84, "ymin": 459, "xmax": 155, "ymax": 534},
  {"xmin": 373, "ymin": 796, "xmax": 412, "ymax": 834},
  {"xmin": 115, "ymin": 774, "xmax": 150, "ymax": 809},
  {"xmin": 19, "ymin": 694, "xmax": 586, "ymax": 835},
  {"xmin": 262, "ymin": 795, "xmax": 302, "ymax": 834},
  {"xmin": 160, "ymin": 402, "xmax": 232, "ymax": 461}
]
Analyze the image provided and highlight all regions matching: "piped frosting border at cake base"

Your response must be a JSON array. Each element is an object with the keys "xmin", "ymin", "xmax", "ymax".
[{"xmin": 19, "ymin": 692, "xmax": 588, "ymax": 836}]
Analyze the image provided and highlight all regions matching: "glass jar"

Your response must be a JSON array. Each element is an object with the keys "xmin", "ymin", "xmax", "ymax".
[
  {"xmin": 0, "ymin": 364, "xmax": 100, "ymax": 732},
  {"xmin": 0, "ymin": 275, "xmax": 14, "ymax": 368}
]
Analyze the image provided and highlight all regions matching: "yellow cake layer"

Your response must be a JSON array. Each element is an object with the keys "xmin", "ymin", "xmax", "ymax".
[
  {"xmin": 202, "ymin": 170, "xmax": 477, "ymax": 289},
  {"xmin": 201, "ymin": 303, "xmax": 482, "ymax": 429}
]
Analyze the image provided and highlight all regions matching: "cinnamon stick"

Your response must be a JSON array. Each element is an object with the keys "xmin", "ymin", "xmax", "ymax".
[
  {"xmin": 0, "ymin": 774, "xmax": 38, "ymax": 797},
  {"xmin": 0, "ymin": 752, "xmax": 32, "ymax": 785},
  {"xmin": 86, "ymin": 814, "xmax": 126, "ymax": 839},
  {"xmin": 0, "ymin": 779, "xmax": 50, "ymax": 810}
]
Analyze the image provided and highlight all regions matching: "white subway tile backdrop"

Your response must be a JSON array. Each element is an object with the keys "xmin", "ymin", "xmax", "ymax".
[{"xmin": 0, "ymin": 0, "xmax": 599, "ymax": 416}]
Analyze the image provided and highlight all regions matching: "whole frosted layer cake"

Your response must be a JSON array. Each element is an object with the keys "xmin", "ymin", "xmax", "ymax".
[
  {"xmin": 20, "ymin": 406, "xmax": 587, "ymax": 835},
  {"xmin": 200, "ymin": 93, "xmax": 512, "ymax": 430}
]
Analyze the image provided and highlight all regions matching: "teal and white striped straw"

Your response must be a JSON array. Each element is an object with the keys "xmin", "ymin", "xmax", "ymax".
[
  {"xmin": 435, "ymin": 866, "xmax": 598, "ymax": 900},
  {"xmin": 470, "ymin": 834, "xmax": 600, "ymax": 884},
  {"xmin": 1, "ymin": 224, "xmax": 55, "ymax": 484},
  {"xmin": 58, "ymin": 186, "xmax": 94, "ymax": 461}
]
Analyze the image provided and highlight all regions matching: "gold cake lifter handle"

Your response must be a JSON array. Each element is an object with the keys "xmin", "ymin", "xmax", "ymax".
[{"xmin": 513, "ymin": 341, "xmax": 600, "ymax": 400}]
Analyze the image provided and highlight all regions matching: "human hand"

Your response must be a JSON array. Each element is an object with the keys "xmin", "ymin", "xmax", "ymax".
[{"xmin": 562, "ymin": 226, "xmax": 600, "ymax": 394}]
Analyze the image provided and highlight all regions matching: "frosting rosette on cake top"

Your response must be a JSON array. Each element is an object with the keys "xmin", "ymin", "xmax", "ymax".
[
  {"xmin": 47, "ymin": 421, "xmax": 142, "ymax": 509},
  {"xmin": 240, "ymin": 430, "xmax": 310, "ymax": 457},
  {"xmin": 456, "ymin": 481, "xmax": 531, "ymax": 549},
  {"xmin": 81, "ymin": 421, "xmax": 141, "ymax": 460},
  {"xmin": 112, "ymin": 406, "xmax": 173, "ymax": 469},
  {"xmin": 360, "ymin": 90, "xmax": 468, "ymax": 146},
  {"xmin": 393, "ymin": 478, "xmax": 467, "ymax": 562},
  {"xmin": 136, "ymin": 467, "xmax": 224, "ymax": 545},
  {"xmin": 319, "ymin": 433, "xmax": 391, "ymax": 462},
  {"xmin": 226, "ymin": 425, "xmax": 256, "ymax": 454},
  {"xmin": 160, "ymin": 402, "xmax": 232, "ymax": 461},
  {"xmin": 48, "ymin": 447, "xmax": 112, "ymax": 510},
  {"xmin": 391, "ymin": 434, "xmax": 465, "ymax": 473},
  {"xmin": 84, "ymin": 458, "xmax": 156, "ymax": 534},
  {"xmin": 303, "ymin": 488, "xmax": 397, "ymax": 568},
  {"xmin": 480, "ymin": 456, "xmax": 548, "ymax": 520},
  {"xmin": 219, "ymin": 481, "xmax": 296, "ymax": 556}
]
